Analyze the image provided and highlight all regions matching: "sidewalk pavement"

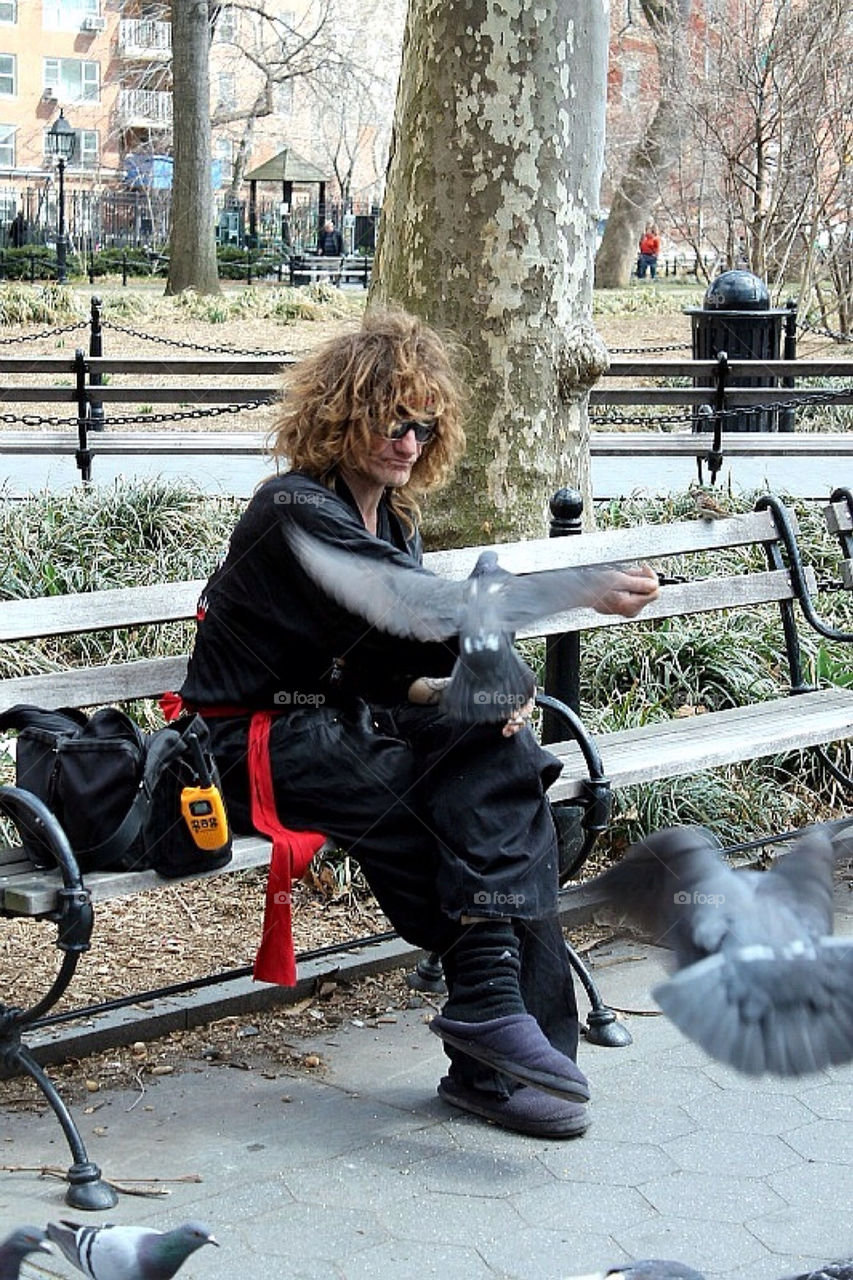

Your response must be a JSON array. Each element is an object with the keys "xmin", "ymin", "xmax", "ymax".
[{"xmin": 2, "ymin": 910, "xmax": 852, "ymax": 1280}]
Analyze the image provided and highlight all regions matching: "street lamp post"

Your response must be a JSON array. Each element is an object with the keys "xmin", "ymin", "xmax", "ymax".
[{"xmin": 46, "ymin": 109, "xmax": 75, "ymax": 284}]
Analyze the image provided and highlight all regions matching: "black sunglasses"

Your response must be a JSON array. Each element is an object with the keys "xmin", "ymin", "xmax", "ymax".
[{"xmin": 383, "ymin": 419, "xmax": 437, "ymax": 444}]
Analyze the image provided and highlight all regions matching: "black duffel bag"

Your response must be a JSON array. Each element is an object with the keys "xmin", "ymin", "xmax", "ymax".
[{"xmin": 0, "ymin": 704, "xmax": 232, "ymax": 877}]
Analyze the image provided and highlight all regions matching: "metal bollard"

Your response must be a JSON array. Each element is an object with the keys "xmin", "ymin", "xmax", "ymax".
[
  {"xmin": 542, "ymin": 487, "xmax": 583, "ymax": 743},
  {"xmin": 779, "ymin": 298, "xmax": 798, "ymax": 433},
  {"xmin": 88, "ymin": 295, "xmax": 105, "ymax": 432},
  {"xmin": 73, "ymin": 349, "xmax": 93, "ymax": 483},
  {"xmin": 121, "ymin": 251, "xmax": 128, "ymax": 287}
]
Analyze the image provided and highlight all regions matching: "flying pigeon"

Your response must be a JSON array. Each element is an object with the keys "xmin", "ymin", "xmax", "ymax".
[
  {"xmin": 0, "ymin": 1227, "xmax": 51, "ymax": 1280},
  {"xmin": 46, "ymin": 1219, "xmax": 218, "ymax": 1280},
  {"xmin": 566, "ymin": 1261, "xmax": 853, "ymax": 1280},
  {"xmin": 588, "ymin": 823, "xmax": 853, "ymax": 1076},
  {"xmin": 285, "ymin": 525, "xmax": 621, "ymax": 722}
]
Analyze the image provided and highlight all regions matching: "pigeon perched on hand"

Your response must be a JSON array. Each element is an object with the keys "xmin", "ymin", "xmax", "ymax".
[
  {"xmin": 46, "ymin": 1219, "xmax": 218, "ymax": 1280},
  {"xmin": 589, "ymin": 823, "xmax": 853, "ymax": 1076},
  {"xmin": 0, "ymin": 1227, "xmax": 51, "ymax": 1280},
  {"xmin": 285, "ymin": 526, "xmax": 625, "ymax": 722}
]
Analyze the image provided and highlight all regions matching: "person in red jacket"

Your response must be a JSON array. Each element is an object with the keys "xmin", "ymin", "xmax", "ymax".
[{"xmin": 637, "ymin": 223, "xmax": 661, "ymax": 279}]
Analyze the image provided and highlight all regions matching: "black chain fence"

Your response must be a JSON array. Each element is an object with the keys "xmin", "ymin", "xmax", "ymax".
[
  {"xmin": 607, "ymin": 340, "xmax": 691, "ymax": 355},
  {"xmin": 798, "ymin": 318, "xmax": 853, "ymax": 344},
  {"xmin": 0, "ymin": 318, "xmax": 87, "ymax": 345},
  {"xmin": 591, "ymin": 383, "xmax": 853, "ymax": 428},
  {"xmin": 0, "ymin": 399, "xmax": 274, "ymax": 430},
  {"xmin": 100, "ymin": 317, "xmax": 293, "ymax": 360}
]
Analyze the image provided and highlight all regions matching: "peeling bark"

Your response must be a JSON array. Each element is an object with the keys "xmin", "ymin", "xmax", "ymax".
[{"xmin": 370, "ymin": 0, "xmax": 609, "ymax": 545}]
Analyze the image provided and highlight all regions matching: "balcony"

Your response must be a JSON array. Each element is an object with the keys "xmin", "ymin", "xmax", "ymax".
[
  {"xmin": 117, "ymin": 19, "xmax": 172, "ymax": 60},
  {"xmin": 117, "ymin": 88, "xmax": 173, "ymax": 129}
]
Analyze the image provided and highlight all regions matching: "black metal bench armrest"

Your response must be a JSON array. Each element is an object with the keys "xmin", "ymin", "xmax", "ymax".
[{"xmin": 534, "ymin": 691, "xmax": 612, "ymax": 882}]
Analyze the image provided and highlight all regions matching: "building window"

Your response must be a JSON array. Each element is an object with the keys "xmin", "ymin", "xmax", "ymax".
[
  {"xmin": 43, "ymin": 58, "xmax": 99, "ymax": 103},
  {"xmin": 43, "ymin": 0, "xmax": 99, "ymax": 31},
  {"xmin": 217, "ymin": 72, "xmax": 236, "ymax": 109},
  {"xmin": 0, "ymin": 124, "xmax": 14, "ymax": 166},
  {"xmin": 621, "ymin": 64, "xmax": 640, "ymax": 105},
  {"xmin": 0, "ymin": 54, "xmax": 13, "ymax": 96},
  {"xmin": 215, "ymin": 5, "xmax": 238, "ymax": 42},
  {"xmin": 0, "ymin": 4, "xmax": 16, "ymax": 24},
  {"xmin": 275, "ymin": 79, "xmax": 293, "ymax": 114},
  {"xmin": 42, "ymin": 126, "xmax": 97, "ymax": 167}
]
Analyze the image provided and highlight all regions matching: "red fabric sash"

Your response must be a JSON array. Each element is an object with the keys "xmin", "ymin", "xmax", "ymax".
[
  {"xmin": 247, "ymin": 711, "xmax": 325, "ymax": 986},
  {"xmin": 159, "ymin": 695, "xmax": 325, "ymax": 987}
]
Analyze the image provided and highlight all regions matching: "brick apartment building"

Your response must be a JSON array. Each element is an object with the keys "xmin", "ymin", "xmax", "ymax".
[{"xmin": 0, "ymin": 0, "xmax": 400, "ymax": 250}]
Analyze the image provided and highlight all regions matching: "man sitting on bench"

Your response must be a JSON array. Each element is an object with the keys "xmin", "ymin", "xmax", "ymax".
[{"xmin": 179, "ymin": 309, "xmax": 659, "ymax": 1138}]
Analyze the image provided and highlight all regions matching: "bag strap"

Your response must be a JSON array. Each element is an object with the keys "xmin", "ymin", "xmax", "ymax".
[
  {"xmin": 77, "ymin": 728, "xmax": 189, "ymax": 871},
  {"xmin": 0, "ymin": 705, "xmax": 88, "ymax": 735}
]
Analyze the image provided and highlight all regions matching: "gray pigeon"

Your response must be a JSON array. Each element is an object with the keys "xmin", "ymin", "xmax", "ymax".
[
  {"xmin": 589, "ymin": 823, "xmax": 853, "ymax": 1076},
  {"xmin": 286, "ymin": 525, "xmax": 615, "ymax": 722},
  {"xmin": 46, "ymin": 1219, "xmax": 218, "ymax": 1280},
  {"xmin": 567, "ymin": 1262, "xmax": 853, "ymax": 1280},
  {"xmin": 0, "ymin": 1227, "xmax": 51, "ymax": 1280}
]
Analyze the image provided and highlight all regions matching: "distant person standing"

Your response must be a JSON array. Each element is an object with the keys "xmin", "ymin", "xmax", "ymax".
[
  {"xmin": 9, "ymin": 211, "xmax": 26, "ymax": 248},
  {"xmin": 637, "ymin": 222, "xmax": 661, "ymax": 279},
  {"xmin": 316, "ymin": 219, "xmax": 343, "ymax": 256}
]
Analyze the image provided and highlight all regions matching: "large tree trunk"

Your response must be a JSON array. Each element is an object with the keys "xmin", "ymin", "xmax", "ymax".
[
  {"xmin": 166, "ymin": 0, "xmax": 221, "ymax": 296},
  {"xmin": 595, "ymin": 0, "xmax": 691, "ymax": 288},
  {"xmin": 370, "ymin": 0, "xmax": 609, "ymax": 546}
]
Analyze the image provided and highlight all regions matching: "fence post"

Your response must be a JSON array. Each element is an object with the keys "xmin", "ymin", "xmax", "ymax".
[
  {"xmin": 29, "ymin": 252, "xmax": 36, "ymax": 283},
  {"xmin": 74, "ymin": 348, "xmax": 93, "ymax": 484},
  {"xmin": 246, "ymin": 250, "xmax": 253, "ymax": 285},
  {"xmin": 88, "ymin": 295, "xmax": 105, "ymax": 433},
  {"xmin": 541, "ymin": 487, "xmax": 583, "ymax": 744},
  {"xmin": 779, "ymin": 298, "xmax": 798, "ymax": 433},
  {"xmin": 122, "ymin": 251, "xmax": 128, "ymax": 287}
]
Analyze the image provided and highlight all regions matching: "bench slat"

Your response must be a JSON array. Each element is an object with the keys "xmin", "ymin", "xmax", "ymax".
[
  {"xmin": 549, "ymin": 687, "xmax": 853, "ymax": 802},
  {"xmin": 0, "ymin": 511, "xmax": 797, "ymax": 644},
  {"xmin": 0, "ymin": 833, "xmax": 275, "ymax": 916},
  {"xmin": 0, "ymin": 656, "xmax": 188, "ymax": 712},
  {"xmin": 0, "ymin": 582, "xmax": 204, "ymax": 642},
  {"xmin": 518, "ymin": 567, "xmax": 814, "ymax": 638},
  {"xmin": 426, "ymin": 509, "xmax": 795, "ymax": 577}
]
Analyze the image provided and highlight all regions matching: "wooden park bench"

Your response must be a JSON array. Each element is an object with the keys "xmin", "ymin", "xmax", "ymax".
[{"xmin": 2, "ymin": 486, "xmax": 853, "ymax": 1207}]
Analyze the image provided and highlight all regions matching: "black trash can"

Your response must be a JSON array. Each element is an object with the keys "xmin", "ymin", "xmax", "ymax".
[{"xmin": 685, "ymin": 271, "xmax": 790, "ymax": 432}]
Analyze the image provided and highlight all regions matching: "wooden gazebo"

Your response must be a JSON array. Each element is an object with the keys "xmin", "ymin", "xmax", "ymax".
[{"xmin": 243, "ymin": 146, "xmax": 331, "ymax": 248}]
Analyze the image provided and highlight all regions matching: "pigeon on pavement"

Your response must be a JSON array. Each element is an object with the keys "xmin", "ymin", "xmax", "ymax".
[
  {"xmin": 567, "ymin": 1260, "xmax": 853, "ymax": 1280},
  {"xmin": 46, "ymin": 1220, "xmax": 218, "ymax": 1280},
  {"xmin": 0, "ymin": 1227, "xmax": 51, "ymax": 1280},
  {"xmin": 285, "ymin": 525, "xmax": 622, "ymax": 722},
  {"xmin": 588, "ymin": 823, "xmax": 853, "ymax": 1076}
]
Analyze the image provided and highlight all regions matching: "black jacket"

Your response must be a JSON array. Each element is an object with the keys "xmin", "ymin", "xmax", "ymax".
[
  {"xmin": 316, "ymin": 229, "xmax": 343, "ymax": 256},
  {"xmin": 181, "ymin": 472, "xmax": 456, "ymax": 710}
]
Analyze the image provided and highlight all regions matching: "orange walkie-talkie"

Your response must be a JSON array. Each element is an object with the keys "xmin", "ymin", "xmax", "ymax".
[{"xmin": 180, "ymin": 733, "xmax": 229, "ymax": 853}]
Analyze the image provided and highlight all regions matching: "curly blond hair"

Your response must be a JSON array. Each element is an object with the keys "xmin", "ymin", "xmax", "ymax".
[{"xmin": 268, "ymin": 309, "xmax": 467, "ymax": 525}]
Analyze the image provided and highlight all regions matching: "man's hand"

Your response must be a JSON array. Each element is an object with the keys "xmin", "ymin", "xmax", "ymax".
[{"xmin": 590, "ymin": 563, "xmax": 660, "ymax": 618}]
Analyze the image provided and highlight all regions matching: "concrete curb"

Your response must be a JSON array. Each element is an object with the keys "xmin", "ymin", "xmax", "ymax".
[{"xmin": 23, "ymin": 887, "xmax": 606, "ymax": 1069}]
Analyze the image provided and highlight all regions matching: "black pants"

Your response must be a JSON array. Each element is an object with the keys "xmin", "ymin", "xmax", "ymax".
[{"xmin": 209, "ymin": 700, "xmax": 581, "ymax": 1094}]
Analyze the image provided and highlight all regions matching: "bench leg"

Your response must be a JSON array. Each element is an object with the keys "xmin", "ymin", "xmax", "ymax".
[
  {"xmin": 406, "ymin": 952, "xmax": 447, "ymax": 993},
  {"xmin": 564, "ymin": 941, "xmax": 633, "ymax": 1048},
  {"xmin": 3, "ymin": 1038, "xmax": 117, "ymax": 1210},
  {"xmin": 407, "ymin": 947, "xmax": 632, "ymax": 1047}
]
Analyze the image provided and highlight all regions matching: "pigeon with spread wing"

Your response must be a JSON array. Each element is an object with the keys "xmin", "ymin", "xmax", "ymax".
[
  {"xmin": 589, "ymin": 823, "xmax": 853, "ymax": 1076},
  {"xmin": 285, "ymin": 526, "xmax": 621, "ymax": 723}
]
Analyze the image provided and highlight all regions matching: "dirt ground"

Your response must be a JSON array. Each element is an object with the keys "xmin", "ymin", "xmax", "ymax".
[{"xmin": 0, "ymin": 280, "xmax": 849, "ymax": 1113}]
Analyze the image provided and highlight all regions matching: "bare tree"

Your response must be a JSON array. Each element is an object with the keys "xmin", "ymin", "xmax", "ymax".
[
  {"xmin": 371, "ymin": 0, "xmax": 609, "ymax": 543},
  {"xmin": 167, "ymin": 0, "xmax": 221, "ymax": 295},
  {"xmin": 595, "ymin": 0, "xmax": 692, "ymax": 288},
  {"xmin": 658, "ymin": 0, "xmax": 853, "ymax": 318}
]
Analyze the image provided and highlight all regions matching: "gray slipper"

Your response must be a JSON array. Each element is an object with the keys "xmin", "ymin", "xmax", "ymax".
[
  {"xmin": 430, "ymin": 1012, "xmax": 590, "ymax": 1102},
  {"xmin": 437, "ymin": 1076, "xmax": 591, "ymax": 1138}
]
